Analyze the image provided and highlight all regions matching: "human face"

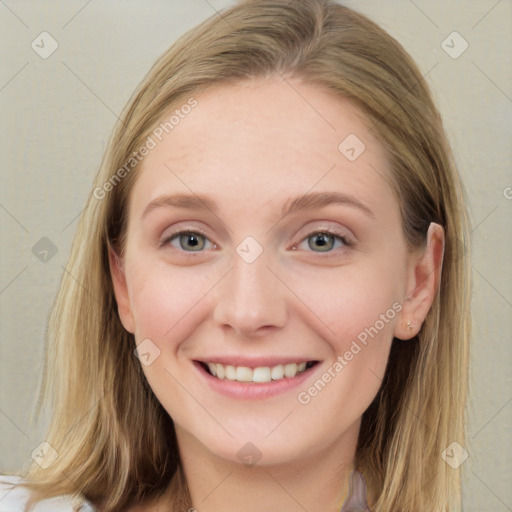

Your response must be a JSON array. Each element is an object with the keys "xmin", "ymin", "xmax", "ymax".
[{"xmin": 111, "ymin": 77, "xmax": 416, "ymax": 467}]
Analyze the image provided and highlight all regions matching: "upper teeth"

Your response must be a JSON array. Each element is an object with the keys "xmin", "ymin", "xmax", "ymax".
[{"xmin": 206, "ymin": 362, "xmax": 308, "ymax": 383}]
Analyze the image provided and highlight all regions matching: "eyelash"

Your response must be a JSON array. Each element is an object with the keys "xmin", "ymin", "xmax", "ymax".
[{"xmin": 160, "ymin": 228, "xmax": 354, "ymax": 256}]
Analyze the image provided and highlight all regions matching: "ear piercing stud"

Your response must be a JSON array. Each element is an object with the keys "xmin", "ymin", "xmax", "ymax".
[{"xmin": 407, "ymin": 321, "xmax": 414, "ymax": 330}]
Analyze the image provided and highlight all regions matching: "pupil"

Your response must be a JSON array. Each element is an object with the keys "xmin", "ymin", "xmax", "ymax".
[
  {"xmin": 181, "ymin": 233, "xmax": 203, "ymax": 250},
  {"xmin": 311, "ymin": 233, "xmax": 333, "ymax": 251}
]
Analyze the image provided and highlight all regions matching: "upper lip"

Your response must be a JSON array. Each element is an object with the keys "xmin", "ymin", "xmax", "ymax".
[{"xmin": 195, "ymin": 357, "xmax": 318, "ymax": 368}]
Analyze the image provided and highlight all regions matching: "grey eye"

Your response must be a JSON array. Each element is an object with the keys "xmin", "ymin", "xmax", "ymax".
[
  {"xmin": 307, "ymin": 232, "xmax": 336, "ymax": 252},
  {"xmin": 168, "ymin": 231, "xmax": 209, "ymax": 251}
]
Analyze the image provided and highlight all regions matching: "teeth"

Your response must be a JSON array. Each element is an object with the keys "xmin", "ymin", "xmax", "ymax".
[
  {"xmin": 225, "ymin": 365, "xmax": 236, "ymax": 380},
  {"xmin": 205, "ymin": 361, "xmax": 312, "ymax": 383},
  {"xmin": 284, "ymin": 363, "xmax": 297, "ymax": 378},
  {"xmin": 253, "ymin": 366, "xmax": 272, "ymax": 382},
  {"xmin": 236, "ymin": 366, "xmax": 253, "ymax": 382},
  {"xmin": 216, "ymin": 364, "xmax": 225, "ymax": 379},
  {"xmin": 271, "ymin": 364, "xmax": 284, "ymax": 380}
]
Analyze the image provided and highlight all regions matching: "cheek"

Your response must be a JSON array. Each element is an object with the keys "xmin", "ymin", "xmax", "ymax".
[
  {"xmin": 126, "ymin": 263, "xmax": 210, "ymax": 415},
  {"xmin": 127, "ymin": 262, "xmax": 209, "ymax": 344},
  {"xmin": 297, "ymin": 263, "xmax": 400, "ymax": 334},
  {"xmin": 291, "ymin": 264, "xmax": 401, "ymax": 378}
]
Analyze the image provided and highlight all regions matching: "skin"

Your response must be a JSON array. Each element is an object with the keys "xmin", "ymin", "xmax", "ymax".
[{"xmin": 110, "ymin": 76, "xmax": 444, "ymax": 512}]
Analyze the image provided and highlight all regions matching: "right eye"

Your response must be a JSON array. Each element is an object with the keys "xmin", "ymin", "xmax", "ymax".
[{"xmin": 161, "ymin": 230, "xmax": 216, "ymax": 252}]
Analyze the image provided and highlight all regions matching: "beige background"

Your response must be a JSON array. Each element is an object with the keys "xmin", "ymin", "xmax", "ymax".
[{"xmin": 0, "ymin": 1, "xmax": 510, "ymax": 510}]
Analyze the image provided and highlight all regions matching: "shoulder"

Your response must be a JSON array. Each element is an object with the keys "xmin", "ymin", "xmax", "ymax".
[{"xmin": 0, "ymin": 475, "xmax": 96, "ymax": 512}]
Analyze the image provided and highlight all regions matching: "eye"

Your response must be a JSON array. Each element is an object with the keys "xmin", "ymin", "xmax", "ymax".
[
  {"xmin": 161, "ymin": 230, "xmax": 215, "ymax": 252},
  {"xmin": 160, "ymin": 228, "xmax": 352, "ymax": 254},
  {"xmin": 295, "ymin": 230, "xmax": 352, "ymax": 253}
]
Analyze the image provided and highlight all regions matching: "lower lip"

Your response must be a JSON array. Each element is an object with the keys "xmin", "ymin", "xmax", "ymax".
[{"xmin": 193, "ymin": 361, "xmax": 319, "ymax": 400}]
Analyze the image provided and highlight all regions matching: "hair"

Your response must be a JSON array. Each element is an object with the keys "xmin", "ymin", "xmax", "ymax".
[{"xmin": 8, "ymin": 0, "xmax": 471, "ymax": 510}]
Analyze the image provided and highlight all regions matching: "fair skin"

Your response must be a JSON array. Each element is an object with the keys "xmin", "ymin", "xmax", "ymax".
[{"xmin": 110, "ymin": 76, "xmax": 444, "ymax": 512}]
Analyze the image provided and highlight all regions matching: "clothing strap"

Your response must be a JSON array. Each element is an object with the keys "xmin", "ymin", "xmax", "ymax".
[{"xmin": 339, "ymin": 470, "xmax": 371, "ymax": 511}]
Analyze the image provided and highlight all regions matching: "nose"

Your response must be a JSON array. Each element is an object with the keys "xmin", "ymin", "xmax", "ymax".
[{"xmin": 212, "ymin": 249, "xmax": 288, "ymax": 338}]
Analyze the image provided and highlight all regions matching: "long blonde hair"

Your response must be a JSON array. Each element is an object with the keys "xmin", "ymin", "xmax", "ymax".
[{"xmin": 14, "ymin": 1, "xmax": 470, "ymax": 510}]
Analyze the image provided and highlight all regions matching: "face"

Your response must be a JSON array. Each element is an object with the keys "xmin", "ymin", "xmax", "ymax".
[{"xmin": 110, "ymin": 77, "xmax": 438, "ymax": 468}]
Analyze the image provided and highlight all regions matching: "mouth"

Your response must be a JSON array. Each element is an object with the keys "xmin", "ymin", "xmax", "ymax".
[{"xmin": 197, "ymin": 360, "xmax": 319, "ymax": 383}]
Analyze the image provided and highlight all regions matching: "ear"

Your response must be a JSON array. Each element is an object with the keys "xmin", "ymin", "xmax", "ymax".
[
  {"xmin": 394, "ymin": 223, "xmax": 445, "ymax": 340},
  {"xmin": 108, "ymin": 243, "xmax": 135, "ymax": 334}
]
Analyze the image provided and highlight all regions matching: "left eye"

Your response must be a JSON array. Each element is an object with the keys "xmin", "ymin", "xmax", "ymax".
[{"xmin": 296, "ymin": 231, "xmax": 350, "ymax": 252}]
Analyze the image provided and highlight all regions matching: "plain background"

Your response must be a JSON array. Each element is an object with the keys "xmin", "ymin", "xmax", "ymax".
[{"xmin": 0, "ymin": 1, "xmax": 510, "ymax": 510}]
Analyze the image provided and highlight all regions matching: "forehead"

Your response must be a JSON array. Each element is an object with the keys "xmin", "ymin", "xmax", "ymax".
[{"xmin": 129, "ymin": 77, "xmax": 395, "ymax": 219}]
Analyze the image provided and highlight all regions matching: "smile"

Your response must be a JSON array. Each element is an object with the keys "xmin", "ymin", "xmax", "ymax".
[{"xmin": 200, "ymin": 361, "xmax": 317, "ymax": 383}]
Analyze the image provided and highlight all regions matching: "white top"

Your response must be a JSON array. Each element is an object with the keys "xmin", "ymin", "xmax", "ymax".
[{"xmin": 0, "ymin": 476, "xmax": 96, "ymax": 512}]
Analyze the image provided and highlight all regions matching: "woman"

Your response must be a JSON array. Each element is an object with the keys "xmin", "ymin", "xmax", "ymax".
[{"xmin": 0, "ymin": 0, "xmax": 470, "ymax": 510}]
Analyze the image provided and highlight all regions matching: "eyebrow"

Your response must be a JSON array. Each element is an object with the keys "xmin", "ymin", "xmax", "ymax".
[{"xmin": 141, "ymin": 191, "xmax": 375, "ymax": 219}]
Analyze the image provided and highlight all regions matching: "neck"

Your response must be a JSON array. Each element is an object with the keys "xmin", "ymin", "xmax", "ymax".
[{"xmin": 175, "ymin": 426, "xmax": 358, "ymax": 512}]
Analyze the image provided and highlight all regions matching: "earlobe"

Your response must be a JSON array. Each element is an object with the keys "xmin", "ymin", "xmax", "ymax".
[
  {"xmin": 108, "ymin": 243, "xmax": 135, "ymax": 334},
  {"xmin": 394, "ymin": 222, "xmax": 445, "ymax": 340}
]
